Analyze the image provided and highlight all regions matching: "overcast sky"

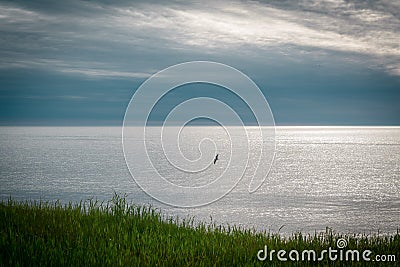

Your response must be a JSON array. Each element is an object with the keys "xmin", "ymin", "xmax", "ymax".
[{"xmin": 0, "ymin": 0, "xmax": 399, "ymax": 125}]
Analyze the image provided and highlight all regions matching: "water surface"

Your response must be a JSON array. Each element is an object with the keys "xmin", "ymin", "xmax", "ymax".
[{"xmin": 0, "ymin": 126, "xmax": 399, "ymax": 235}]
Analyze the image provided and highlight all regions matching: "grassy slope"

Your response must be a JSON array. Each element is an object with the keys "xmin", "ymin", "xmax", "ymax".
[{"xmin": 0, "ymin": 195, "xmax": 398, "ymax": 266}]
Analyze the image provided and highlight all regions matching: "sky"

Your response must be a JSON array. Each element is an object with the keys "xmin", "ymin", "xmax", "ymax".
[{"xmin": 0, "ymin": 0, "xmax": 399, "ymax": 126}]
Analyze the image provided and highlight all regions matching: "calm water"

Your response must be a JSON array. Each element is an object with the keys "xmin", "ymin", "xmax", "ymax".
[{"xmin": 0, "ymin": 126, "xmax": 399, "ymax": 235}]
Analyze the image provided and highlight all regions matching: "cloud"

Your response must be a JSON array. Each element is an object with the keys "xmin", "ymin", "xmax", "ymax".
[
  {"xmin": 111, "ymin": 1, "xmax": 399, "ymax": 72},
  {"xmin": 58, "ymin": 68, "xmax": 151, "ymax": 79},
  {"xmin": 0, "ymin": 0, "xmax": 399, "ymax": 77}
]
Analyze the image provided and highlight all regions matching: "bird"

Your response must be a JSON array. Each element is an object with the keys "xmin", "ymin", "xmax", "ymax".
[{"xmin": 213, "ymin": 154, "xmax": 219, "ymax": 164}]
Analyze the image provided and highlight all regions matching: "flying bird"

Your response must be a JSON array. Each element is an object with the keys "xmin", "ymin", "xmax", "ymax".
[{"xmin": 213, "ymin": 154, "xmax": 219, "ymax": 164}]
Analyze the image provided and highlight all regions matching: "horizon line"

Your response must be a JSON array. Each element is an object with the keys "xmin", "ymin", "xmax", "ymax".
[{"xmin": 1, "ymin": 124, "xmax": 399, "ymax": 128}]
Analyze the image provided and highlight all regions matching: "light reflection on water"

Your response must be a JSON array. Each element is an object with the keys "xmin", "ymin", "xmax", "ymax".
[{"xmin": 0, "ymin": 126, "xmax": 399, "ymax": 235}]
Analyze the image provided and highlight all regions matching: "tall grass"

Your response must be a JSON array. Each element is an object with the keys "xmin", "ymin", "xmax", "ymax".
[{"xmin": 1, "ymin": 194, "xmax": 398, "ymax": 266}]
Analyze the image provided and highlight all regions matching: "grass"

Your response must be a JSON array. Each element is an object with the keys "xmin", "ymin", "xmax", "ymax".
[{"xmin": 1, "ymin": 194, "xmax": 398, "ymax": 266}]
